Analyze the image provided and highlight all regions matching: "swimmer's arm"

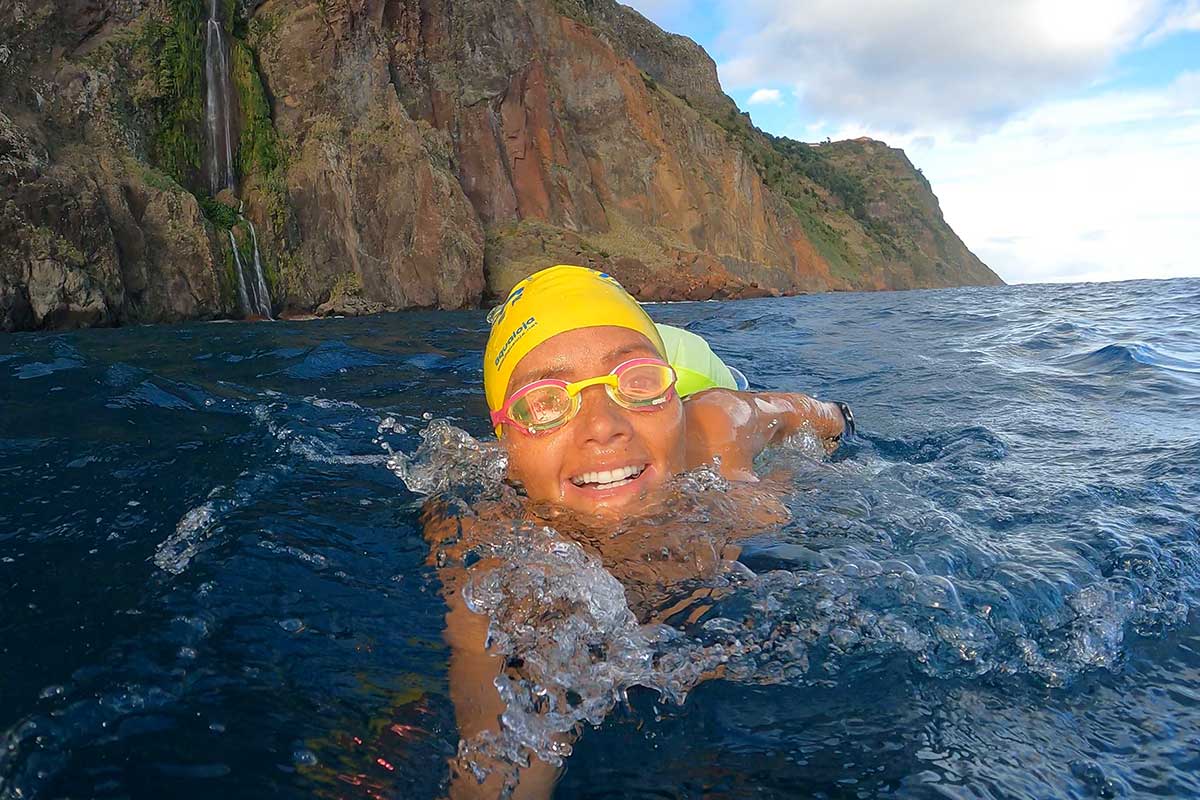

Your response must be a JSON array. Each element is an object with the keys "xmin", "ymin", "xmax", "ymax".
[
  {"xmin": 425, "ymin": 505, "xmax": 562, "ymax": 799},
  {"xmin": 750, "ymin": 391, "xmax": 846, "ymax": 444},
  {"xmin": 684, "ymin": 389, "xmax": 846, "ymax": 479},
  {"xmin": 440, "ymin": 573, "xmax": 562, "ymax": 799}
]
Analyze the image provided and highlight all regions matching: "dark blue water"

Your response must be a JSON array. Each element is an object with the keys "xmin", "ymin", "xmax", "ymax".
[{"xmin": 2, "ymin": 278, "xmax": 1198, "ymax": 799}]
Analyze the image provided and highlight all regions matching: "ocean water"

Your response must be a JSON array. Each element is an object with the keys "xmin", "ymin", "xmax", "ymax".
[{"xmin": 2, "ymin": 277, "xmax": 1199, "ymax": 798}]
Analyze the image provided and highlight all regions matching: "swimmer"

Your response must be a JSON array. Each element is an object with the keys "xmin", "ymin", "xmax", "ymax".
[
  {"xmin": 435, "ymin": 265, "xmax": 854, "ymax": 798},
  {"xmin": 485, "ymin": 265, "xmax": 852, "ymax": 517}
]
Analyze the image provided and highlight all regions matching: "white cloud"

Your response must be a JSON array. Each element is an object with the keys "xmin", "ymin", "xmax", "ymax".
[
  {"xmin": 1144, "ymin": 0, "xmax": 1200, "ymax": 40},
  {"xmin": 899, "ymin": 73, "xmax": 1200, "ymax": 283},
  {"xmin": 713, "ymin": 0, "xmax": 1170, "ymax": 132},
  {"xmin": 622, "ymin": 0, "xmax": 1200, "ymax": 282},
  {"xmin": 746, "ymin": 88, "xmax": 783, "ymax": 105}
]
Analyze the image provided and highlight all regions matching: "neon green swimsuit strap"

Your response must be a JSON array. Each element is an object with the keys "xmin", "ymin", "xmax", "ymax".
[{"xmin": 655, "ymin": 323, "xmax": 738, "ymax": 398}]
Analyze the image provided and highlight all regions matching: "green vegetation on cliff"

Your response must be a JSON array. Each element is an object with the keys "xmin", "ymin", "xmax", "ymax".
[
  {"xmin": 131, "ymin": 0, "xmax": 285, "ymax": 304},
  {"xmin": 713, "ymin": 109, "xmax": 872, "ymax": 231},
  {"xmin": 220, "ymin": 234, "xmax": 239, "ymax": 308},
  {"xmin": 231, "ymin": 40, "xmax": 280, "ymax": 179},
  {"xmin": 198, "ymin": 194, "xmax": 238, "ymax": 227},
  {"xmin": 136, "ymin": 0, "xmax": 206, "ymax": 185},
  {"xmin": 133, "ymin": 0, "xmax": 282, "ymax": 203}
]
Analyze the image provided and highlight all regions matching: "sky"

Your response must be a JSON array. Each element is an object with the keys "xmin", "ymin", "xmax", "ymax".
[{"xmin": 622, "ymin": 0, "xmax": 1200, "ymax": 284}]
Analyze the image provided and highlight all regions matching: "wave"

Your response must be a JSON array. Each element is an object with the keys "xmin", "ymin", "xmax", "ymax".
[{"xmin": 1060, "ymin": 342, "xmax": 1200, "ymax": 377}]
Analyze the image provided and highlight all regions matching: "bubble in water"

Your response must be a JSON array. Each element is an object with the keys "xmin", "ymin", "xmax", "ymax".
[
  {"xmin": 1070, "ymin": 759, "xmax": 1122, "ymax": 798},
  {"xmin": 279, "ymin": 619, "xmax": 305, "ymax": 634},
  {"xmin": 38, "ymin": 685, "xmax": 64, "ymax": 700},
  {"xmin": 377, "ymin": 416, "xmax": 406, "ymax": 435}
]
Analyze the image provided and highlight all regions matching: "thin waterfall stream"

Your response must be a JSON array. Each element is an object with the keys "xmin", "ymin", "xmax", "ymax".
[
  {"xmin": 246, "ymin": 220, "xmax": 272, "ymax": 318},
  {"xmin": 205, "ymin": 0, "xmax": 272, "ymax": 319},
  {"xmin": 228, "ymin": 230, "xmax": 252, "ymax": 313},
  {"xmin": 204, "ymin": 0, "xmax": 235, "ymax": 196}
]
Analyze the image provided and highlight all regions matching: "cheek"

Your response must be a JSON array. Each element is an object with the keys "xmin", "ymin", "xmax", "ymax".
[
  {"xmin": 635, "ymin": 402, "xmax": 686, "ymax": 462},
  {"xmin": 505, "ymin": 436, "xmax": 568, "ymax": 496}
]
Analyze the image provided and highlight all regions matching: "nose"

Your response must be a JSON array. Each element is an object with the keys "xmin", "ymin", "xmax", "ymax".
[{"xmin": 575, "ymin": 384, "xmax": 634, "ymax": 446}]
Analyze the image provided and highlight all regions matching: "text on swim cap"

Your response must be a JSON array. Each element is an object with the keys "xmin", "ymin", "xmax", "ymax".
[{"xmin": 494, "ymin": 317, "xmax": 537, "ymax": 368}]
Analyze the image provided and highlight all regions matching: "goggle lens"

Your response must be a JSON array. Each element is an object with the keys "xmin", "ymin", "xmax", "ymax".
[
  {"xmin": 508, "ymin": 384, "xmax": 574, "ymax": 428},
  {"xmin": 615, "ymin": 362, "xmax": 675, "ymax": 405}
]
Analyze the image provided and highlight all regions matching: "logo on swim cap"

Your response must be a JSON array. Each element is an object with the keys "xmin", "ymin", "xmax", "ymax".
[
  {"xmin": 493, "ymin": 316, "xmax": 537, "ymax": 369},
  {"xmin": 486, "ymin": 287, "xmax": 526, "ymax": 328}
]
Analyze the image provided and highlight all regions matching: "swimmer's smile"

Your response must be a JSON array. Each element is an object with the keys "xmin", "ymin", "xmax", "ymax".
[{"xmin": 564, "ymin": 461, "xmax": 653, "ymax": 499}]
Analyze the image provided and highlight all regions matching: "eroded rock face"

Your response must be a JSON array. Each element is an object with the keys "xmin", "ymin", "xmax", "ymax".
[
  {"xmin": 807, "ymin": 138, "xmax": 1000, "ymax": 290},
  {"xmin": 1, "ymin": 156, "xmax": 231, "ymax": 331},
  {"xmin": 1, "ymin": 0, "xmax": 231, "ymax": 332},
  {"xmin": 0, "ymin": 0, "xmax": 1000, "ymax": 332},
  {"xmin": 365, "ymin": 0, "xmax": 833, "ymax": 300},
  {"xmin": 252, "ymin": 0, "xmax": 485, "ymax": 312}
]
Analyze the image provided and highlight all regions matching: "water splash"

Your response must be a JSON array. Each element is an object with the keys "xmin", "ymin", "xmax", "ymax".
[
  {"xmin": 386, "ymin": 419, "xmax": 508, "ymax": 499},
  {"xmin": 153, "ymin": 497, "xmax": 223, "ymax": 575},
  {"xmin": 392, "ymin": 419, "xmax": 1200, "ymax": 789}
]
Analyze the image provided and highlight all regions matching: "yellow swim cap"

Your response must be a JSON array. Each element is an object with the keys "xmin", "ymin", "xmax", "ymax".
[{"xmin": 483, "ymin": 265, "xmax": 665, "ymax": 434}]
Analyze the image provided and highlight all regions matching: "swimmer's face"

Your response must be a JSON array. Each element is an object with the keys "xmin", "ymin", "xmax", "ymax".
[{"xmin": 500, "ymin": 326, "xmax": 686, "ymax": 518}]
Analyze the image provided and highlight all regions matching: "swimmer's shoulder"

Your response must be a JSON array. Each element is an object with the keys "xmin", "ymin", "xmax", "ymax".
[{"xmin": 682, "ymin": 388, "xmax": 762, "ymax": 481}]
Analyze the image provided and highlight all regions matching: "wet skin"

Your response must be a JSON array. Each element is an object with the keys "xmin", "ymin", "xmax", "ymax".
[
  {"xmin": 438, "ymin": 326, "xmax": 848, "ymax": 797},
  {"xmin": 500, "ymin": 326, "xmax": 687, "ymax": 519},
  {"xmin": 500, "ymin": 326, "xmax": 848, "ymax": 518}
]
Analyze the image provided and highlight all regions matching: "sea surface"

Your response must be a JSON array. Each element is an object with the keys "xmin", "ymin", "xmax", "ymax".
[{"xmin": 2, "ymin": 277, "xmax": 1199, "ymax": 799}]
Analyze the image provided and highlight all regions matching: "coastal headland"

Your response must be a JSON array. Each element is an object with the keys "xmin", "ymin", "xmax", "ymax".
[{"xmin": 0, "ymin": 0, "xmax": 1002, "ymax": 332}]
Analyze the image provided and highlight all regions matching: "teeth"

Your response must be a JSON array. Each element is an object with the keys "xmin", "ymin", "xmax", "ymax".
[{"xmin": 570, "ymin": 464, "xmax": 645, "ymax": 487}]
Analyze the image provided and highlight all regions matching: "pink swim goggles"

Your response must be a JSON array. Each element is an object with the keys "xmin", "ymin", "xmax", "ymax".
[{"xmin": 491, "ymin": 358, "xmax": 677, "ymax": 436}]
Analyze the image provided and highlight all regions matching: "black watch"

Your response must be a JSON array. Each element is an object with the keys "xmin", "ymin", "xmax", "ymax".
[{"xmin": 834, "ymin": 401, "xmax": 855, "ymax": 438}]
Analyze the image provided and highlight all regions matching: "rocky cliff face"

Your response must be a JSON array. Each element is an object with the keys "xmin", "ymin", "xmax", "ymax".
[
  {"xmin": 1, "ymin": 0, "xmax": 230, "ymax": 330},
  {"xmin": 0, "ymin": 0, "xmax": 1002, "ymax": 332}
]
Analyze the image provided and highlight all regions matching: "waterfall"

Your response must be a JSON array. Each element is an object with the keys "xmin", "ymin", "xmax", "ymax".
[
  {"xmin": 229, "ymin": 220, "xmax": 272, "ymax": 320},
  {"xmin": 245, "ymin": 221, "xmax": 272, "ymax": 319},
  {"xmin": 204, "ymin": 0, "xmax": 236, "ymax": 194},
  {"xmin": 206, "ymin": 1, "xmax": 273, "ymax": 321},
  {"xmin": 228, "ymin": 230, "xmax": 252, "ymax": 313}
]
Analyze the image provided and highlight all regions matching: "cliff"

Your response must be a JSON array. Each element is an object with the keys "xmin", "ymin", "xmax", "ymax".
[{"xmin": 0, "ymin": 0, "xmax": 1002, "ymax": 332}]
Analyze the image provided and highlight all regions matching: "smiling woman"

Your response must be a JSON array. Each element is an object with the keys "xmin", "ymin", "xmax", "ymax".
[
  {"xmin": 434, "ymin": 265, "xmax": 850, "ymax": 797},
  {"xmin": 500, "ymin": 326, "xmax": 687, "ymax": 518},
  {"xmin": 481, "ymin": 265, "xmax": 848, "ymax": 515}
]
